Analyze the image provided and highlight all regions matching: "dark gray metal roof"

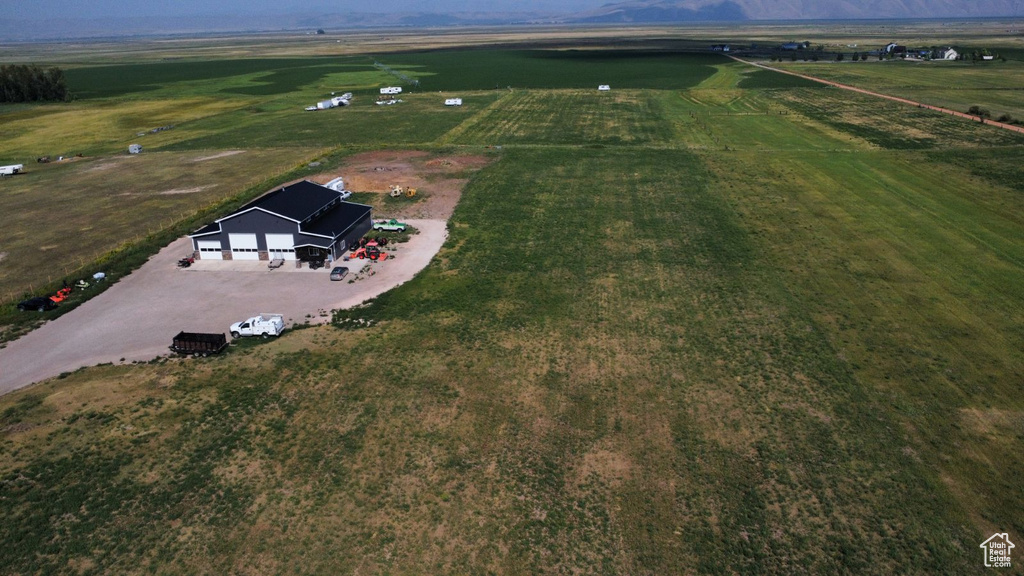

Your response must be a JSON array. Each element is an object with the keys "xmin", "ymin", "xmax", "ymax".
[
  {"xmin": 236, "ymin": 180, "xmax": 342, "ymax": 222},
  {"xmin": 192, "ymin": 222, "xmax": 220, "ymax": 236},
  {"xmin": 303, "ymin": 201, "xmax": 372, "ymax": 238}
]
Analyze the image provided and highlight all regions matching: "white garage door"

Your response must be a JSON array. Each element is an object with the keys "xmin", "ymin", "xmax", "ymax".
[
  {"xmin": 197, "ymin": 240, "xmax": 223, "ymax": 259},
  {"xmin": 265, "ymin": 233, "xmax": 296, "ymax": 260},
  {"xmin": 229, "ymin": 233, "xmax": 259, "ymax": 260}
]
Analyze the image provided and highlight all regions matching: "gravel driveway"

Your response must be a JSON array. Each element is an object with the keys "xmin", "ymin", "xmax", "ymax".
[{"xmin": 0, "ymin": 219, "xmax": 447, "ymax": 394}]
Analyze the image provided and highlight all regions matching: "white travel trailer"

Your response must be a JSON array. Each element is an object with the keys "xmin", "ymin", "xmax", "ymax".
[
  {"xmin": 0, "ymin": 164, "xmax": 24, "ymax": 176},
  {"xmin": 380, "ymin": 86, "xmax": 402, "ymax": 95},
  {"xmin": 444, "ymin": 98, "xmax": 462, "ymax": 106},
  {"xmin": 598, "ymin": 85, "xmax": 611, "ymax": 91},
  {"xmin": 324, "ymin": 177, "xmax": 351, "ymax": 199}
]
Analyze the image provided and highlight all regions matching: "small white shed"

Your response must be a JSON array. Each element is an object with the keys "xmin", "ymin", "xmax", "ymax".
[{"xmin": 128, "ymin": 144, "xmax": 142, "ymax": 154}]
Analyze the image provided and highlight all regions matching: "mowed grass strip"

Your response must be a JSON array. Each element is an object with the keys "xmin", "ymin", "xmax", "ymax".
[
  {"xmin": 0, "ymin": 148, "xmax": 315, "ymax": 300},
  {"xmin": 442, "ymin": 89, "xmax": 674, "ymax": 146}
]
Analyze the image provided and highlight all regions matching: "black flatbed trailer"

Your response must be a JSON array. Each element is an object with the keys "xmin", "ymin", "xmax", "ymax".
[{"xmin": 170, "ymin": 331, "xmax": 228, "ymax": 357}]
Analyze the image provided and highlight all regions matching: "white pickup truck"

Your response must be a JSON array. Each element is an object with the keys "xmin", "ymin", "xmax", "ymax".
[{"xmin": 230, "ymin": 314, "xmax": 285, "ymax": 339}]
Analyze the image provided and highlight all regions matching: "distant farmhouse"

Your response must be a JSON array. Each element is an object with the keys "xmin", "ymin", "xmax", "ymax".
[
  {"xmin": 882, "ymin": 42, "xmax": 908, "ymax": 55},
  {"xmin": 710, "ymin": 44, "xmax": 731, "ymax": 52},
  {"xmin": 781, "ymin": 41, "xmax": 810, "ymax": 51},
  {"xmin": 881, "ymin": 42, "xmax": 962, "ymax": 60}
]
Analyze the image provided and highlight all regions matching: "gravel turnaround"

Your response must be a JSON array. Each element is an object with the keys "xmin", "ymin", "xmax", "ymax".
[{"xmin": 0, "ymin": 219, "xmax": 447, "ymax": 395}]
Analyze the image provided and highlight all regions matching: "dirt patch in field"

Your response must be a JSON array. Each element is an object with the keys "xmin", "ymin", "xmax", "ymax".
[
  {"xmin": 157, "ymin": 185, "xmax": 216, "ymax": 195},
  {"xmin": 117, "ymin": 184, "xmax": 216, "ymax": 197},
  {"xmin": 576, "ymin": 445, "xmax": 633, "ymax": 486},
  {"xmin": 193, "ymin": 150, "xmax": 245, "ymax": 162},
  {"xmin": 84, "ymin": 156, "xmax": 134, "ymax": 172},
  {"xmin": 0, "ymin": 252, "xmax": 6, "ymax": 263},
  {"xmin": 313, "ymin": 150, "xmax": 495, "ymax": 220}
]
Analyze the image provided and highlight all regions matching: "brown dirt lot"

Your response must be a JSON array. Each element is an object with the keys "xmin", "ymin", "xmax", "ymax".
[{"xmin": 312, "ymin": 150, "xmax": 494, "ymax": 220}]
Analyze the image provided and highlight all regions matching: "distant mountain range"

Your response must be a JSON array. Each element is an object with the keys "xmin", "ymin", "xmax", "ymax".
[
  {"xmin": 1, "ymin": 1, "xmax": 1020, "ymax": 41},
  {"xmin": 568, "ymin": 0, "xmax": 1023, "ymax": 22}
]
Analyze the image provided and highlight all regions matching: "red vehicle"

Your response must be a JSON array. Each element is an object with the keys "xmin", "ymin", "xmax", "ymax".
[
  {"xmin": 50, "ymin": 287, "xmax": 72, "ymax": 303},
  {"xmin": 350, "ymin": 245, "xmax": 387, "ymax": 261}
]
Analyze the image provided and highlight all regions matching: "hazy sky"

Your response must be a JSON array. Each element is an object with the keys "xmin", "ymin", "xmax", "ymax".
[{"xmin": 9, "ymin": 0, "xmax": 605, "ymax": 19}]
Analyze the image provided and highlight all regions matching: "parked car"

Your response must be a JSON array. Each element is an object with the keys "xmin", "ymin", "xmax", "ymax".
[
  {"xmin": 330, "ymin": 266, "xmax": 350, "ymax": 281},
  {"xmin": 17, "ymin": 296, "xmax": 57, "ymax": 312},
  {"xmin": 372, "ymin": 218, "xmax": 407, "ymax": 232}
]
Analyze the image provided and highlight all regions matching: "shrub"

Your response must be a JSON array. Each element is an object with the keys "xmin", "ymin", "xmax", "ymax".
[{"xmin": 967, "ymin": 106, "xmax": 991, "ymax": 119}]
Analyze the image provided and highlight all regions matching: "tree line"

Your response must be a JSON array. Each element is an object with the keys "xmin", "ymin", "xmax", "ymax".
[{"xmin": 0, "ymin": 64, "xmax": 70, "ymax": 103}]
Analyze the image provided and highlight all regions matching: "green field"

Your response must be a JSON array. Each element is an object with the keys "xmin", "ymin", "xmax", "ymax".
[
  {"xmin": 443, "ymin": 90, "xmax": 675, "ymax": 145},
  {"xmin": 775, "ymin": 58, "xmax": 1024, "ymax": 121},
  {"xmin": 377, "ymin": 49, "xmax": 725, "ymax": 91},
  {"xmin": 64, "ymin": 57, "xmax": 379, "ymax": 99},
  {"xmin": 1, "ymin": 35, "xmax": 1023, "ymax": 574}
]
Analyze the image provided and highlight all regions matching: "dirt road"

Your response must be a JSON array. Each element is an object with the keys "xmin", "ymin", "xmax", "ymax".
[
  {"xmin": 0, "ymin": 219, "xmax": 447, "ymax": 394},
  {"xmin": 731, "ymin": 56, "xmax": 1024, "ymax": 135}
]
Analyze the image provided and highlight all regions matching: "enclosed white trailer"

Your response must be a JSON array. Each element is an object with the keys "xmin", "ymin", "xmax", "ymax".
[{"xmin": 0, "ymin": 164, "xmax": 24, "ymax": 176}]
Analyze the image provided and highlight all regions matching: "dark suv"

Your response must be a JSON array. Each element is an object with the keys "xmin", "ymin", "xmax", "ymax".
[{"xmin": 18, "ymin": 296, "xmax": 57, "ymax": 312}]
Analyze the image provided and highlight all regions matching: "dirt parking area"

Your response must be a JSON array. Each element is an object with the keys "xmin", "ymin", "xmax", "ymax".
[
  {"xmin": 0, "ymin": 219, "xmax": 446, "ymax": 394},
  {"xmin": 0, "ymin": 149, "xmax": 496, "ymax": 395},
  {"xmin": 312, "ymin": 150, "xmax": 494, "ymax": 220}
]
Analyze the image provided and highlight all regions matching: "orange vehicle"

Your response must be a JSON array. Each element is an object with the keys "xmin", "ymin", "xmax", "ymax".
[
  {"xmin": 350, "ymin": 244, "xmax": 388, "ymax": 261},
  {"xmin": 50, "ymin": 287, "xmax": 72, "ymax": 303}
]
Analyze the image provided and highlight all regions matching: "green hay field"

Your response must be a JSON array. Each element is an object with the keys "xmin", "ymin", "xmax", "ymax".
[
  {"xmin": 65, "ymin": 58, "xmax": 379, "ymax": 99},
  {"xmin": 442, "ymin": 90, "xmax": 675, "ymax": 146},
  {"xmin": 374, "ymin": 49, "xmax": 725, "ymax": 91},
  {"xmin": 774, "ymin": 58, "xmax": 1024, "ymax": 121},
  {"xmin": 0, "ymin": 39, "xmax": 1022, "ymax": 574}
]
